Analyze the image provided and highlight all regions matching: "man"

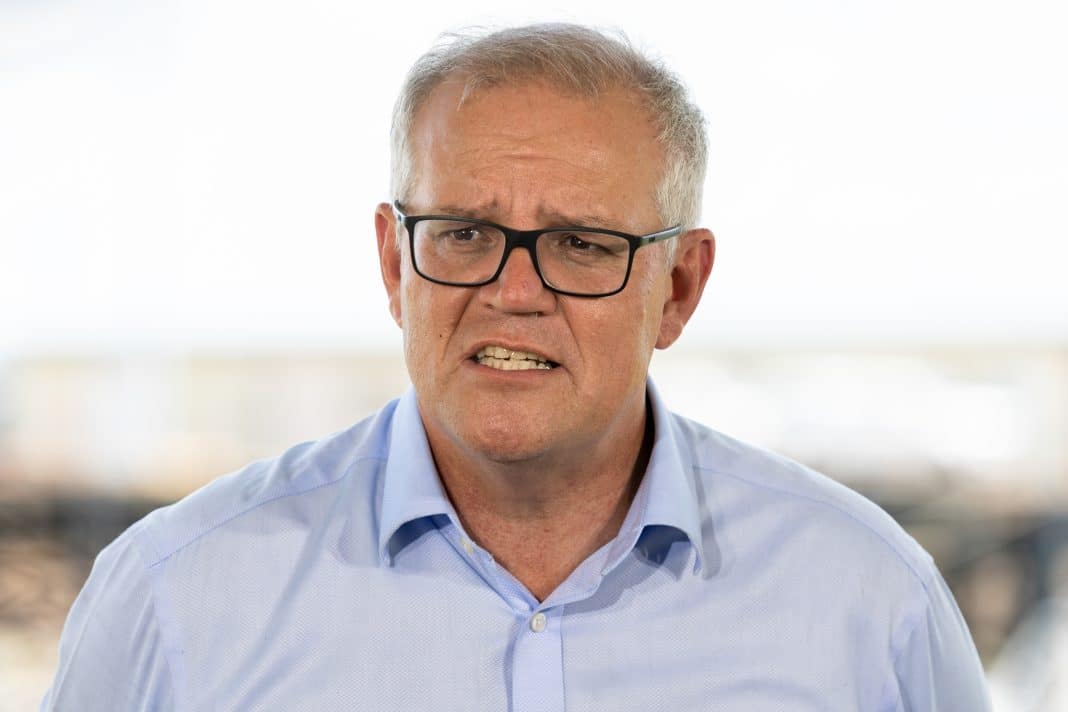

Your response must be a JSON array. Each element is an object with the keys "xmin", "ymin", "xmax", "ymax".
[{"xmin": 44, "ymin": 23, "xmax": 991, "ymax": 711}]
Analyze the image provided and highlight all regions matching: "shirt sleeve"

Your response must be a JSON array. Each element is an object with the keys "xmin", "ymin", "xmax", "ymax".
[
  {"xmin": 888, "ymin": 567, "xmax": 992, "ymax": 712},
  {"xmin": 40, "ymin": 526, "xmax": 176, "ymax": 711}
]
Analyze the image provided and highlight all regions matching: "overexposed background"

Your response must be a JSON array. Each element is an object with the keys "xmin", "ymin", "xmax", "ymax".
[
  {"xmin": 3, "ymin": 0, "xmax": 1066, "ymax": 353},
  {"xmin": 2, "ymin": 1, "xmax": 1067, "ymax": 709}
]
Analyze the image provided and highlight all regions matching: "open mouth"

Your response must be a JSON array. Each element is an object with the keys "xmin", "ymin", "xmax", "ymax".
[{"xmin": 473, "ymin": 345, "xmax": 558, "ymax": 371}]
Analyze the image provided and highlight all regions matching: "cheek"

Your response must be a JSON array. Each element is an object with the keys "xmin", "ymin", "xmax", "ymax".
[
  {"xmin": 592, "ymin": 277, "xmax": 668, "ymax": 380},
  {"xmin": 400, "ymin": 276, "xmax": 465, "ymax": 361},
  {"xmin": 399, "ymin": 276, "xmax": 431, "ymax": 360},
  {"xmin": 576, "ymin": 298, "xmax": 660, "ymax": 379},
  {"xmin": 631, "ymin": 262, "xmax": 672, "ymax": 337},
  {"xmin": 624, "ymin": 274, "xmax": 668, "ymax": 341}
]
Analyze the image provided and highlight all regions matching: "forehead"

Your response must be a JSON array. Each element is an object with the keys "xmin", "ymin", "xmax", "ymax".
[{"xmin": 406, "ymin": 79, "xmax": 665, "ymax": 228}]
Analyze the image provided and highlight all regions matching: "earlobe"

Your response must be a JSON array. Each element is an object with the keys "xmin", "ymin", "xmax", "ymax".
[
  {"xmin": 655, "ymin": 228, "xmax": 715, "ymax": 349},
  {"xmin": 375, "ymin": 203, "xmax": 404, "ymax": 328}
]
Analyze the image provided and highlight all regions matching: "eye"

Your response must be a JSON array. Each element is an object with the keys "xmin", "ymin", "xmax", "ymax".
[
  {"xmin": 566, "ymin": 235, "xmax": 590, "ymax": 249},
  {"xmin": 551, "ymin": 231, "xmax": 628, "ymax": 257},
  {"xmin": 564, "ymin": 234, "xmax": 603, "ymax": 252},
  {"xmin": 446, "ymin": 226, "xmax": 481, "ymax": 242}
]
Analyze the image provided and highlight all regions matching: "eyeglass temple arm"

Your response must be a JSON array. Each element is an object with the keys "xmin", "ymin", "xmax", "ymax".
[{"xmin": 636, "ymin": 225, "xmax": 684, "ymax": 247}]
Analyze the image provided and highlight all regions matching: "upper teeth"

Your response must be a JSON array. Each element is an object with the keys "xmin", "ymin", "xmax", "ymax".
[
  {"xmin": 476, "ymin": 346, "xmax": 548, "ymax": 362},
  {"xmin": 475, "ymin": 345, "xmax": 553, "ymax": 370}
]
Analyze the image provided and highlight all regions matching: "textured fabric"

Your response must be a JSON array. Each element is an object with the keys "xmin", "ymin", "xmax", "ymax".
[{"xmin": 42, "ymin": 381, "xmax": 991, "ymax": 711}]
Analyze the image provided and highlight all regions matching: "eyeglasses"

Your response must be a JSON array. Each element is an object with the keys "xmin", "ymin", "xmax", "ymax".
[{"xmin": 392, "ymin": 202, "xmax": 682, "ymax": 298}]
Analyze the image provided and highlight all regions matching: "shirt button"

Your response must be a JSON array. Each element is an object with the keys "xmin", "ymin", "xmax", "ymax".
[
  {"xmin": 529, "ymin": 612, "xmax": 547, "ymax": 633},
  {"xmin": 462, "ymin": 539, "xmax": 474, "ymax": 555}
]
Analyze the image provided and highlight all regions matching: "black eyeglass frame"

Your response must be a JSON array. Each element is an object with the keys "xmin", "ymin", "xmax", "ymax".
[{"xmin": 392, "ymin": 201, "xmax": 683, "ymax": 298}]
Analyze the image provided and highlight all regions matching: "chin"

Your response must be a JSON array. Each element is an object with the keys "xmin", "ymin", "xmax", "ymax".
[{"xmin": 459, "ymin": 420, "xmax": 555, "ymax": 464}]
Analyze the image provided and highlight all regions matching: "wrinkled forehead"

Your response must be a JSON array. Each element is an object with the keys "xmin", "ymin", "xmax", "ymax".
[{"xmin": 405, "ymin": 78, "xmax": 666, "ymax": 227}]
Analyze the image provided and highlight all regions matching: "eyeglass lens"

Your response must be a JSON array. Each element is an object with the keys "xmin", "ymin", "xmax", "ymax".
[{"xmin": 412, "ymin": 219, "xmax": 631, "ymax": 295}]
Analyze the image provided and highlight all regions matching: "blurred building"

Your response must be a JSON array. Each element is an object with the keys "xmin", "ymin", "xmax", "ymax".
[{"xmin": 2, "ymin": 346, "xmax": 1066, "ymax": 710}]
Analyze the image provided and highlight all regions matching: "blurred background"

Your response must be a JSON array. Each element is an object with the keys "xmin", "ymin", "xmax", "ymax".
[{"xmin": 2, "ymin": 0, "xmax": 1066, "ymax": 709}]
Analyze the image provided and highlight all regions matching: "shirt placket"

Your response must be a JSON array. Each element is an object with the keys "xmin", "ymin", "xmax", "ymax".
[{"xmin": 441, "ymin": 522, "xmax": 585, "ymax": 712}]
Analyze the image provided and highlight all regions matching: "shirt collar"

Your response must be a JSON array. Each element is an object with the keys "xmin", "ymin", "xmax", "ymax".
[
  {"xmin": 601, "ymin": 378, "xmax": 707, "ymax": 574},
  {"xmin": 378, "ymin": 379, "xmax": 706, "ymax": 573},
  {"xmin": 377, "ymin": 387, "xmax": 458, "ymax": 564}
]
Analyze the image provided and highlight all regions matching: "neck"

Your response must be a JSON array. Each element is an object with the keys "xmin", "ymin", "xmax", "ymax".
[{"xmin": 428, "ymin": 398, "xmax": 654, "ymax": 602}]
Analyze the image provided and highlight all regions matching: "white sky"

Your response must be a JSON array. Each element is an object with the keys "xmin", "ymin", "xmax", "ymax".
[{"xmin": 2, "ymin": 0, "xmax": 1066, "ymax": 356}]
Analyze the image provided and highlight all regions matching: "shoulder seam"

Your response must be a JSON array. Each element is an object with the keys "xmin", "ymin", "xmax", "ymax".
[
  {"xmin": 693, "ymin": 462, "xmax": 936, "ymax": 594},
  {"xmin": 696, "ymin": 458, "xmax": 938, "ymax": 711},
  {"xmin": 141, "ymin": 454, "xmax": 387, "ymax": 568}
]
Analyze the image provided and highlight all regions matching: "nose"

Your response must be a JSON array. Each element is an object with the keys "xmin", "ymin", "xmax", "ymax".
[{"xmin": 481, "ymin": 246, "xmax": 556, "ymax": 314}]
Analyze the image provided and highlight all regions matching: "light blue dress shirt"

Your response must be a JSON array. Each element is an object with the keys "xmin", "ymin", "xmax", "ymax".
[{"xmin": 43, "ymin": 381, "xmax": 991, "ymax": 711}]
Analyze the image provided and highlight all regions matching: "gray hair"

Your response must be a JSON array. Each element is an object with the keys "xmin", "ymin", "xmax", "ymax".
[{"xmin": 389, "ymin": 23, "xmax": 708, "ymax": 238}]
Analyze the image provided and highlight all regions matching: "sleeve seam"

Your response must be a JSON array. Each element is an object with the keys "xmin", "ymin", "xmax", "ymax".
[
  {"xmin": 42, "ymin": 538, "xmax": 128, "ymax": 704},
  {"xmin": 876, "ymin": 579, "xmax": 930, "ymax": 712},
  {"xmin": 129, "ymin": 529, "xmax": 187, "ymax": 711}
]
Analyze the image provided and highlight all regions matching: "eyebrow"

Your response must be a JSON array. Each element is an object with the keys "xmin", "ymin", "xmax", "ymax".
[
  {"xmin": 428, "ymin": 203, "xmax": 625, "ymax": 231},
  {"xmin": 431, "ymin": 204, "xmax": 490, "ymax": 220}
]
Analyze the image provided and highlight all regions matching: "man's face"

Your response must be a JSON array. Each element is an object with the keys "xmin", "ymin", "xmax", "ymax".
[{"xmin": 377, "ymin": 80, "xmax": 698, "ymax": 466}]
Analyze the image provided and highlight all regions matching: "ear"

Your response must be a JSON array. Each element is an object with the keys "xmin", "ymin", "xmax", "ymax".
[
  {"xmin": 656, "ymin": 228, "xmax": 715, "ymax": 349},
  {"xmin": 375, "ymin": 202, "xmax": 404, "ymax": 328}
]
